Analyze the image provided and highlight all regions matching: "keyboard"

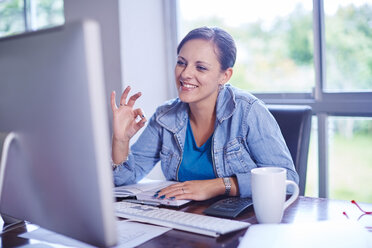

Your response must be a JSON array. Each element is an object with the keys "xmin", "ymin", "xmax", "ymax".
[{"xmin": 114, "ymin": 201, "xmax": 250, "ymax": 237}]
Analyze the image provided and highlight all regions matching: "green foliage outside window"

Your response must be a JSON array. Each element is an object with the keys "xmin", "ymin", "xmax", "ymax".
[
  {"xmin": 0, "ymin": 0, "xmax": 25, "ymax": 36},
  {"xmin": 326, "ymin": 4, "xmax": 372, "ymax": 91},
  {"xmin": 180, "ymin": 3, "xmax": 372, "ymax": 92},
  {"xmin": 0, "ymin": 0, "xmax": 64, "ymax": 37}
]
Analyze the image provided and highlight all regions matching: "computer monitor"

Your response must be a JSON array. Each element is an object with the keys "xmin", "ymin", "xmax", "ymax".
[{"xmin": 0, "ymin": 20, "xmax": 117, "ymax": 247}]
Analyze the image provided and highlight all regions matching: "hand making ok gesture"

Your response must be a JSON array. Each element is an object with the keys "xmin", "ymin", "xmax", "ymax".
[{"xmin": 111, "ymin": 86, "xmax": 146, "ymax": 164}]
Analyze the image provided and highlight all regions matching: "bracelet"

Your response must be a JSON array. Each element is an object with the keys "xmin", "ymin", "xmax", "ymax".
[
  {"xmin": 111, "ymin": 160, "xmax": 124, "ymax": 170},
  {"xmin": 223, "ymin": 177, "xmax": 231, "ymax": 196}
]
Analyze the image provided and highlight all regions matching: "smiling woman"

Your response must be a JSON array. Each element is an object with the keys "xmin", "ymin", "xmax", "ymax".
[
  {"xmin": 176, "ymin": 40, "xmax": 231, "ymax": 109},
  {"xmin": 175, "ymin": 0, "xmax": 372, "ymax": 202},
  {"xmin": 111, "ymin": 26, "xmax": 299, "ymax": 202}
]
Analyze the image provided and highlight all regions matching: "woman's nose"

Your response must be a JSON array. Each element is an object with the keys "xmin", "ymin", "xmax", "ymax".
[{"xmin": 180, "ymin": 65, "xmax": 194, "ymax": 79}]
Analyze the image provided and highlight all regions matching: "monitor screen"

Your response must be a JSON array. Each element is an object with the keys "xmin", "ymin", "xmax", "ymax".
[{"xmin": 0, "ymin": 20, "xmax": 117, "ymax": 247}]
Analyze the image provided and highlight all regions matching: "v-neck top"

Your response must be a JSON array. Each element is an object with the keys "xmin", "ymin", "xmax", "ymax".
[{"xmin": 177, "ymin": 119, "xmax": 216, "ymax": 182}]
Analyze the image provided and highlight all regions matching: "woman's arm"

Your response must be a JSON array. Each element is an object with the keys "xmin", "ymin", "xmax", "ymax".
[
  {"xmin": 234, "ymin": 101, "xmax": 299, "ymax": 197},
  {"xmin": 111, "ymin": 86, "xmax": 146, "ymax": 164},
  {"xmin": 112, "ymin": 112, "xmax": 164, "ymax": 186},
  {"xmin": 246, "ymin": 102, "xmax": 299, "ymax": 181},
  {"xmin": 156, "ymin": 177, "xmax": 239, "ymax": 201}
]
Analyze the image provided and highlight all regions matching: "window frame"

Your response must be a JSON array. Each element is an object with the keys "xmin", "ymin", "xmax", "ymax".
[{"xmin": 166, "ymin": 0, "xmax": 372, "ymax": 198}]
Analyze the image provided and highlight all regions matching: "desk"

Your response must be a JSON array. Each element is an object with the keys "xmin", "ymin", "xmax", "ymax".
[{"xmin": 1, "ymin": 196, "xmax": 371, "ymax": 247}]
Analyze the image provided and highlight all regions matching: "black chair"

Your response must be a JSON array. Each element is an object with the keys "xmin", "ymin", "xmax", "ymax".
[{"xmin": 267, "ymin": 105, "xmax": 312, "ymax": 196}]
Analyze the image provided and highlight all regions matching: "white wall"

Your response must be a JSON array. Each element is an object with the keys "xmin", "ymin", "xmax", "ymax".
[
  {"xmin": 64, "ymin": 0, "xmax": 172, "ymax": 180},
  {"xmin": 119, "ymin": 0, "xmax": 171, "ymax": 120},
  {"xmin": 119, "ymin": 1, "xmax": 171, "ymax": 180},
  {"xmin": 64, "ymin": 0, "xmax": 123, "ymax": 132},
  {"xmin": 64, "ymin": 0, "xmax": 173, "ymax": 131}
]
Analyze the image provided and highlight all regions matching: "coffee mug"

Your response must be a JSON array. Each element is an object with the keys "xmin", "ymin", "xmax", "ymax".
[{"xmin": 251, "ymin": 167, "xmax": 299, "ymax": 224}]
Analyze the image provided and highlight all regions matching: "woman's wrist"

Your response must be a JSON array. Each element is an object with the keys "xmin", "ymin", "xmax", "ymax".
[
  {"xmin": 112, "ymin": 135, "xmax": 130, "ymax": 163},
  {"xmin": 112, "ymin": 135, "xmax": 130, "ymax": 144},
  {"xmin": 222, "ymin": 177, "xmax": 232, "ymax": 196},
  {"xmin": 112, "ymin": 154, "xmax": 128, "ymax": 165},
  {"xmin": 111, "ymin": 160, "xmax": 124, "ymax": 170},
  {"xmin": 219, "ymin": 177, "xmax": 238, "ymax": 196},
  {"xmin": 230, "ymin": 177, "xmax": 239, "ymax": 196}
]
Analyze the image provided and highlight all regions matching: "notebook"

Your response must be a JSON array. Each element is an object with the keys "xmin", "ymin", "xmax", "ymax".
[{"xmin": 113, "ymin": 179, "xmax": 191, "ymax": 207}]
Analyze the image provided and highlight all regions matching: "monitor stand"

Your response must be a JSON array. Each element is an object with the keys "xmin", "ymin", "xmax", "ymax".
[{"xmin": 0, "ymin": 132, "xmax": 24, "ymax": 228}]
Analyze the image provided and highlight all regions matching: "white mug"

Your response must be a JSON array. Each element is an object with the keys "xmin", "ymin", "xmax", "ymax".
[{"xmin": 251, "ymin": 167, "xmax": 299, "ymax": 224}]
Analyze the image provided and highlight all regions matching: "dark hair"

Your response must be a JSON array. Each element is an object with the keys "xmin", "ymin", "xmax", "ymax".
[{"xmin": 177, "ymin": 27, "xmax": 237, "ymax": 71}]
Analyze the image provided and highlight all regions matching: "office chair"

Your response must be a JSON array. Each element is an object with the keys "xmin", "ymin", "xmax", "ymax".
[{"xmin": 267, "ymin": 105, "xmax": 312, "ymax": 196}]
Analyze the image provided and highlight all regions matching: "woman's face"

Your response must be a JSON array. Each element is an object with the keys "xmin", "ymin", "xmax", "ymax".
[{"xmin": 175, "ymin": 39, "xmax": 231, "ymax": 107}]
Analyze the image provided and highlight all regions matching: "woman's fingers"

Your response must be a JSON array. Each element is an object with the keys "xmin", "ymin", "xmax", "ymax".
[
  {"xmin": 156, "ymin": 183, "xmax": 186, "ymax": 199},
  {"xmin": 155, "ymin": 180, "xmax": 222, "ymax": 201},
  {"xmin": 120, "ymin": 86, "xmax": 131, "ymax": 106},
  {"xmin": 133, "ymin": 108, "xmax": 146, "ymax": 122},
  {"xmin": 111, "ymin": 91, "xmax": 118, "ymax": 111},
  {"xmin": 118, "ymin": 86, "xmax": 142, "ymax": 107},
  {"xmin": 126, "ymin": 92, "xmax": 142, "ymax": 107}
]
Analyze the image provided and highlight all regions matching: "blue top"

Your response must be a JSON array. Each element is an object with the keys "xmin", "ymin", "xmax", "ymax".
[
  {"xmin": 113, "ymin": 84, "xmax": 299, "ymax": 197},
  {"xmin": 177, "ymin": 120, "xmax": 215, "ymax": 182}
]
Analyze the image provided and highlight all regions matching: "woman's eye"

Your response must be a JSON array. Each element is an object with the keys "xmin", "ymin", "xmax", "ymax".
[
  {"xmin": 177, "ymin": 60, "xmax": 186, "ymax": 66},
  {"xmin": 197, "ymin": 65, "xmax": 207, "ymax": 71}
]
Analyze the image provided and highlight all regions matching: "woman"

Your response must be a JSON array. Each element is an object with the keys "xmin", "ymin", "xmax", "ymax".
[{"xmin": 111, "ymin": 27, "xmax": 299, "ymax": 201}]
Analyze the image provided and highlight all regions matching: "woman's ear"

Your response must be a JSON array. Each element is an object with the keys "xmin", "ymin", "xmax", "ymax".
[{"xmin": 220, "ymin": 68, "xmax": 233, "ymax": 85}]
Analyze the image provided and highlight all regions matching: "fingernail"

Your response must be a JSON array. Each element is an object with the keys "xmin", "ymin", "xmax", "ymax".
[
  {"xmin": 159, "ymin": 195, "xmax": 165, "ymax": 199},
  {"xmin": 170, "ymin": 197, "xmax": 175, "ymax": 200},
  {"xmin": 155, "ymin": 190, "xmax": 161, "ymax": 193},
  {"xmin": 153, "ymin": 193, "xmax": 158, "ymax": 198},
  {"xmin": 141, "ymin": 115, "xmax": 145, "ymax": 118}
]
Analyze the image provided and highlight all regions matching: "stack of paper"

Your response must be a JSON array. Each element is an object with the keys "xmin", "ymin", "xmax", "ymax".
[{"xmin": 114, "ymin": 179, "xmax": 191, "ymax": 207}]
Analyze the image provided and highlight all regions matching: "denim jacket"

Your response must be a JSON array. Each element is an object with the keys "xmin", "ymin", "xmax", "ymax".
[{"xmin": 113, "ymin": 84, "xmax": 299, "ymax": 197}]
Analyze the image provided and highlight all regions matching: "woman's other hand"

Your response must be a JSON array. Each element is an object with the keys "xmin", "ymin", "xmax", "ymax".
[{"xmin": 156, "ymin": 178, "xmax": 235, "ymax": 201}]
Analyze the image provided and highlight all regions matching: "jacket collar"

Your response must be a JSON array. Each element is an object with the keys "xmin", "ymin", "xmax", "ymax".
[
  {"xmin": 156, "ymin": 84, "xmax": 236, "ymax": 133},
  {"xmin": 216, "ymin": 84, "xmax": 236, "ymax": 123},
  {"xmin": 156, "ymin": 99, "xmax": 189, "ymax": 133}
]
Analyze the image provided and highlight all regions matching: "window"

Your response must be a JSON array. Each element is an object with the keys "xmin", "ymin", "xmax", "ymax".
[
  {"xmin": 324, "ymin": 1, "xmax": 372, "ymax": 92},
  {"xmin": 0, "ymin": 0, "xmax": 64, "ymax": 38},
  {"xmin": 174, "ymin": 0, "xmax": 372, "ymax": 202},
  {"xmin": 329, "ymin": 117, "xmax": 372, "ymax": 202},
  {"xmin": 305, "ymin": 116, "xmax": 319, "ymax": 197},
  {"xmin": 178, "ymin": 0, "xmax": 314, "ymax": 93},
  {"xmin": 0, "ymin": 0, "xmax": 25, "ymax": 36}
]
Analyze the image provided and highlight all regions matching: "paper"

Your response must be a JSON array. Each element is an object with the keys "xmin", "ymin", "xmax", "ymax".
[
  {"xmin": 19, "ymin": 220, "xmax": 171, "ymax": 248},
  {"xmin": 113, "ymin": 178, "xmax": 166, "ymax": 198},
  {"xmin": 114, "ymin": 179, "xmax": 191, "ymax": 207},
  {"xmin": 238, "ymin": 220, "xmax": 372, "ymax": 248}
]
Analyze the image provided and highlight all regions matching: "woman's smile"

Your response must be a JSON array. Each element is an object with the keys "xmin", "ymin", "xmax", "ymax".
[{"xmin": 180, "ymin": 80, "xmax": 198, "ymax": 91}]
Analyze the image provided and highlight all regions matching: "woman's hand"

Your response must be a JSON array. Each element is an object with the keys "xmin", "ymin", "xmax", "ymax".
[
  {"xmin": 111, "ymin": 86, "xmax": 146, "ymax": 164},
  {"xmin": 111, "ymin": 86, "xmax": 146, "ymax": 141},
  {"xmin": 156, "ymin": 179, "xmax": 226, "ymax": 201}
]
